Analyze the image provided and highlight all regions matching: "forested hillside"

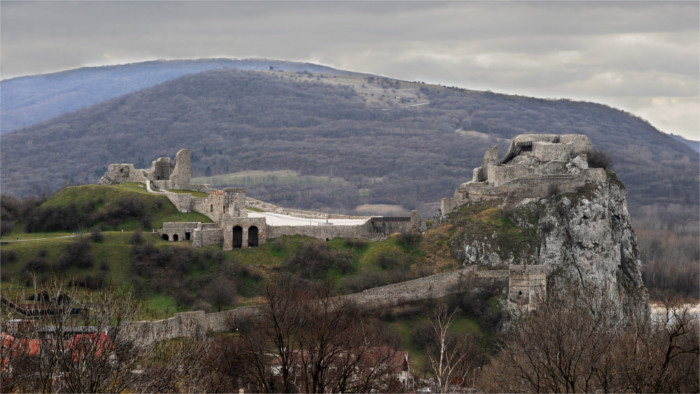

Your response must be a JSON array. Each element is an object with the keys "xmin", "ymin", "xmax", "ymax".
[
  {"xmin": 2, "ymin": 67, "xmax": 697, "ymax": 220},
  {"xmin": 0, "ymin": 59, "xmax": 352, "ymax": 134}
]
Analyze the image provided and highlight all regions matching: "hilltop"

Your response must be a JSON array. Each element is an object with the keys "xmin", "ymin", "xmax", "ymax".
[{"xmin": 0, "ymin": 59, "xmax": 353, "ymax": 134}]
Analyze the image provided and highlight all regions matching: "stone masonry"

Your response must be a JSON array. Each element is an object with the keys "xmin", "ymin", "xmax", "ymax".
[
  {"xmin": 101, "ymin": 150, "xmax": 421, "ymax": 251},
  {"xmin": 441, "ymin": 134, "xmax": 605, "ymax": 215}
]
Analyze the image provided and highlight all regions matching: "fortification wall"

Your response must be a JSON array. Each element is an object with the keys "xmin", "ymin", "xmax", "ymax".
[
  {"xmin": 441, "ymin": 168, "xmax": 606, "ymax": 215},
  {"xmin": 99, "ymin": 164, "xmax": 150, "ymax": 185},
  {"xmin": 221, "ymin": 216, "xmax": 267, "ymax": 250},
  {"xmin": 266, "ymin": 217, "xmax": 414, "ymax": 242},
  {"xmin": 267, "ymin": 224, "xmax": 369, "ymax": 241},
  {"xmin": 508, "ymin": 265, "xmax": 546, "ymax": 312},
  {"xmin": 246, "ymin": 197, "xmax": 368, "ymax": 220},
  {"xmin": 123, "ymin": 311, "xmax": 208, "ymax": 348},
  {"xmin": 192, "ymin": 228, "xmax": 223, "ymax": 248},
  {"xmin": 158, "ymin": 222, "xmax": 200, "ymax": 242},
  {"xmin": 487, "ymin": 165, "xmax": 530, "ymax": 187},
  {"xmin": 169, "ymin": 149, "xmax": 191, "ymax": 189},
  {"xmin": 124, "ymin": 267, "xmax": 513, "ymax": 346},
  {"xmin": 161, "ymin": 191, "xmax": 191, "ymax": 213},
  {"xmin": 193, "ymin": 190, "xmax": 224, "ymax": 222}
]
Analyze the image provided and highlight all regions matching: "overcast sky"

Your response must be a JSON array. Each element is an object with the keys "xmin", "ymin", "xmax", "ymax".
[{"xmin": 2, "ymin": 1, "xmax": 698, "ymax": 140}]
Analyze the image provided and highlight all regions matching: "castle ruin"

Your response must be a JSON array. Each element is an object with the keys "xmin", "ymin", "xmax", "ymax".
[
  {"xmin": 99, "ymin": 149, "xmax": 421, "ymax": 250},
  {"xmin": 440, "ymin": 134, "xmax": 606, "ymax": 216}
]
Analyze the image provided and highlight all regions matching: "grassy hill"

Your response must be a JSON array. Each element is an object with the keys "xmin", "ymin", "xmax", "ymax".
[
  {"xmin": 1, "ymin": 182, "xmax": 509, "ymax": 372},
  {"xmin": 1, "ymin": 182, "xmax": 497, "ymax": 309},
  {"xmin": 1, "ymin": 66, "xmax": 696, "ymax": 224}
]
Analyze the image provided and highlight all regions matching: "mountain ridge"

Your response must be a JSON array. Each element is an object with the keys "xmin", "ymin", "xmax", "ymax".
[
  {"xmin": 1, "ymin": 66, "xmax": 697, "ymax": 221},
  {"xmin": 0, "ymin": 58, "xmax": 357, "ymax": 134}
]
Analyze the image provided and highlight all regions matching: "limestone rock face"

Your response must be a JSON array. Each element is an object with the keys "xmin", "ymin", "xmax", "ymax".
[
  {"xmin": 537, "ymin": 174, "xmax": 649, "ymax": 324},
  {"xmin": 449, "ymin": 171, "xmax": 649, "ymax": 325},
  {"xmin": 444, "ymin": 134, "xmax": 649, "ymax": 324}
]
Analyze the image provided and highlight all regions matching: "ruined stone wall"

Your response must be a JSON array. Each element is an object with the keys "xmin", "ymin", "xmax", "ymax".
[
  {"xmin": 192, "ymin": 228, "xmax": 223, "ymax": 248},
  {"xmin": 267, "ymin": 224, "xmax": 370, "ymax": 241},
  {"xmin": 169, "ymin": 149, "xmax": 191, "ymax": 190},
  {"xmin": 123, "ymin": 267, "xmax": 513, "ymax": 346},
  {"xmin": 123, "ymin": 311, "xmax": 208, "ymax": 348},
  {"xmin": 161, "ymin": 191, "xmax": 191, "ymax": 213},
  {"xmin": 441, "ymin": 168, "xmax": 607, "ymax": 215},
  {"xmin": 224, "ymin": 188, "xmax": 247, "ymax": 217},
  {"xmin": 246, "ymin": 197, "xmax": 369, "ymax": 220},
  {"xmin": 158, "ymin": 222, "xmax": 200, "ymax": 242},
  {"xmin": 487, "ymin": 165, "xmax": 530, "ymax": 187},
  {"xmin": 98, "ymin": 164, "xmax": 149, "ymax": 185},
  {"xmin": 193, "ymin": 190, "xmax": 225, "ymax": 222},
  {"xmin": 508, "ymin": 265, "xmax": 546, "ymax": 312},
  {"xmin": 151, "ymin": 157, "xmax": 171, "ymax": 181},
  {"xmin": 266, "ymin": 217, "xmax": 414, "ymax": 242},
  {"xmin": 221, "ymin": 216, "xmax": 267, "ymax": 250}
]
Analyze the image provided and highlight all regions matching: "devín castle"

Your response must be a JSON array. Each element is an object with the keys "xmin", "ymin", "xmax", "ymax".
[
  {"xmin": 99, "ymin": 134, "xmax": 600, "ymax": 253},
  {"xmin": 99, "ymin": 134, "xmax": 605, "ymax": 311},
  {"xmin": 441, "ymin": 133, "xmax": 604, "ymax": 215},
  {"xmin": 99, "ymin": 150, "xmax": 422, "ymax": 250}
]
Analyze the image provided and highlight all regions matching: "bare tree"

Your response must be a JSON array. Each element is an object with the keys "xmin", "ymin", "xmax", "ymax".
[
  {"xmin": 296, "ymin": 284, "xmax": 399, "ymax": 393},
  {"xmin": 202, "ymin": 275, "xmax": 236, "ymax": 312},
  {"xmin": 426, "ymin": 305, "xmax": 479, "ymax": 393},
  {"xmin": 1, "ymin": 276, "xmax": 142, "ymax": 392},
  {"xmin": 478, "ymin": 296, "xmax": 699, "ymax": 393},
  {"xmin": 230, "ymin": 278, "xmax": 405, "ymax": 393}
]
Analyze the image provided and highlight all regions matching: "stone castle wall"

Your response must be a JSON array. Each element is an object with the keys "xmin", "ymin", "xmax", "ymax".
[
  {"xmin": 508, "ymin": 265, "xmax": 546, "ymax": 312},
  {"xmin": 158, "ymin": 222, "xmax": 201, "ymax": 242},
  {"xmin": 441, "ymin": 134, "xmax": 602, "ymax": 216},
  {"xmin": 123, "ymin": 266, "xmax": 513, "ymax": 347},
  {"xmin": 192, "ymin": 228, "xmax": 223, "ymax": 248},
  {"xmin": 245, "ymin": 197, "xmax": 368, "ymax": 220}
]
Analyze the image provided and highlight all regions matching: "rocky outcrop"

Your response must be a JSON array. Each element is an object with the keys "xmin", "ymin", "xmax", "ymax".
[{"xmin": 446, "ymin": 134, "xmax": 650, "ymax": 325}]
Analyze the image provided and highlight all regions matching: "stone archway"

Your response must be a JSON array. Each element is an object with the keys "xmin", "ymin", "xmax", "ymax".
[
  {"xmin": 173, "ymin": 234, "xmax": 179, "ymax": 242},
  {"xmin": 233, "ymin": 226, "xmax": 243, "ymax": 248},
  {"xmin": 162, "ymin": 234, "xmax": 169, "ymax": 241},
  {"xmin": 249, "ymin": 226, "xmax": 259, "ymax": 247}
]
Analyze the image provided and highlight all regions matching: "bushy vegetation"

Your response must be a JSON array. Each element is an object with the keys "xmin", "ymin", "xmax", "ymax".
[
  {"xmin": 283, "ymin": 241, "xmax": 355, "ymax": 280},
  {"xmin": 587, "ymin": 148, "xmax": 614, "ymax": 169}
]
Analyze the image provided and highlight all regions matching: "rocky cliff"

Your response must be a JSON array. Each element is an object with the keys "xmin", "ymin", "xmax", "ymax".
[{"xmin": 444, "ymin": 135, "xmax": 650, "ymax": 325}]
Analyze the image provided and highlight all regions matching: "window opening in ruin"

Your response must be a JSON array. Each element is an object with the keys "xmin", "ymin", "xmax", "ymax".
[
  {"xmin": 233, "ymin": 226, "xmax": 243, "ymax": 248},
  {"xmin": 210, "ymin": 204, "xmax": 213, "ymax": 213},
  {"xmin": 173, "ymin": 234, "xmax": 179, "ymax": 242},
  {"xmin": 248, "ymin": 226, "xmax": 259, "ymax": 247},
  {"xmin": 185, "ymin": 232, "xmax": 191, "ymax": 241},
  {"xmin": 162, "ymin": 234, "xmax": 169, "ymax": 241},
  {"xmin": 521, "ymin": 145, "xmax": 532, "ymax": 152}
]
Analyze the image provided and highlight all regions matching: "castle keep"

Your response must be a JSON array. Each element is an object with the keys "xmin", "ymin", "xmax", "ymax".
[
  {"xmin": 440, "ymin": 134, "xmax": 606, "ymax": 215},
  {"xmin": 100, "ymin": 149, "xmax": 420, "ymax": 250}
]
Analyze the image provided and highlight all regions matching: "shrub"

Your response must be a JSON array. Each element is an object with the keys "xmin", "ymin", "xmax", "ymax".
[
  {"xmin": 343, "ymin": 238, "xmax": 368, "ymax": 249},
  {"xmin": 56, "ymin": 237, "xmax": 94, "ymax": 269},
  {"xmin": 376, "ymin": 250, "xmax": 411, "ymax": 271},
  {"xmin": 90, "ymin": 227, "xmax": 104, "ymax": 242},
  {"xmin": 588, "ymin": 149, "xmax": 613, "ymax": 170},
  {"xmin": 129, "ymin": 230, "xmax": 145, "ymax": 245},
  {"xmin": 284, "ymin": 242, "xmax": 354, "ymax": 279},
  {"xmin": 1, "ymin": 250, "xmax": 17, "ymax": 263},
  {"xmin": 396, "ymin": 231, "xmax": 422, "ymax": 248},
  {"xmin": 68, "ymin": 274, "xmax": 105, "ymax": 290},
  {"xmin": 21, "ymin": 257, "xmax": 50, "ymax": 273}
]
